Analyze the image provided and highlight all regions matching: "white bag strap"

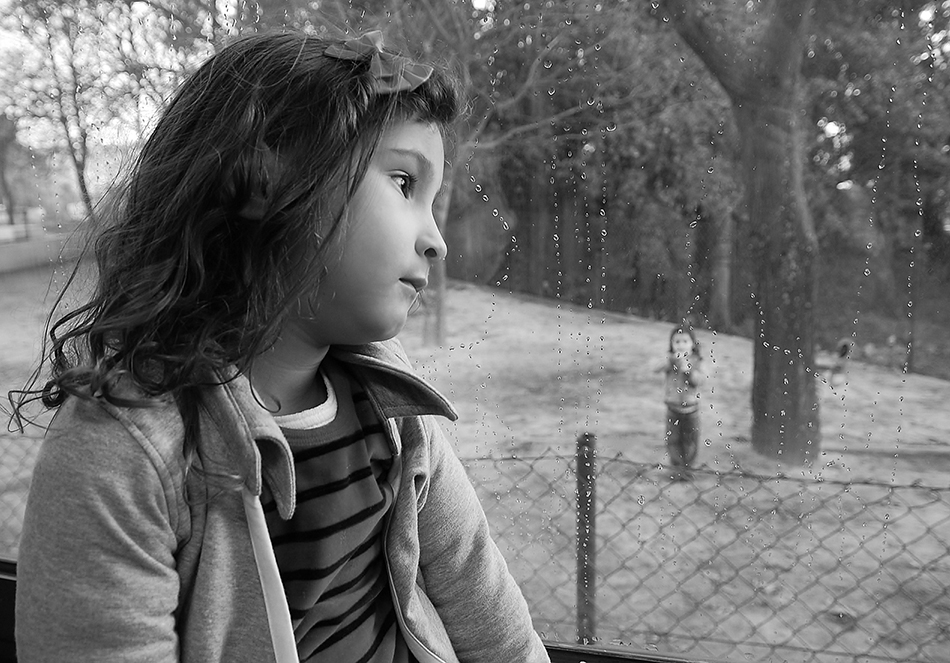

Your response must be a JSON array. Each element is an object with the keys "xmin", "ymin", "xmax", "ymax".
[{"xmin": 242, "ymin": 488, "xmax": 300, "ymax": 663}]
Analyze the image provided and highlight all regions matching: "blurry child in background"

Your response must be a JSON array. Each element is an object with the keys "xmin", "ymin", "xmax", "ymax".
[{"xmin": 657, "ymin": 325, "xmax": 705, "ymax": 481}]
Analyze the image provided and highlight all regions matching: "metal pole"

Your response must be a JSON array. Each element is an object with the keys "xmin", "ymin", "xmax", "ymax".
[{"xmin": 576, "ymin": 432, "xmax": 596, "ymax": 644}]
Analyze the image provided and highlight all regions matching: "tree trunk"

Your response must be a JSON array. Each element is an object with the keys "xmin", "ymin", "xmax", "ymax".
[
  {"xmin": 592, "ymin": 139, "xmax": 608, "ymax": 308},
  {"xmin": 55, "ymin": 39, "xmax": 95, "ymax": 218},
  {"xmin": 736, "ymin": 99, "xmax": 820, "ymax": 465},
  {"xmin": 708, "ymin": 210, "xmax": 734, "ymax": 330},
  {"xmin": 0, "ymin": 153, "xmax": 13, "ymax": 227},
  {"xmin": 61, "ymin": 128, "xmax": 93, "ymax": 217},
  {"xmin": 560, "ymin": 183, "xmax": 582, "ymax": 303},
  {"xmin": 59, "ymin": 104, "xmax": 94, "ymax": 217},
  {"xmin": 526, "ymin": 87, "xmax": 553, "ymax": 296},
  {"xmin": 680, "ymin": 213, "xmax": 697, "ymax": 322},
  {"xmin": 0, "ymin": 116, "xmax": 16, "ymax": 226},
  {"xmin": 528, "ymin": 161, "xmax": 551, "ymax": 296},
  {"xmin": 904, "ymin": 235, "xmax": 919, "ymax": 375}
]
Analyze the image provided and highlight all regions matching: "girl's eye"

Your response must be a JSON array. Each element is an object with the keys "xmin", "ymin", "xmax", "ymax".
[{"xmin": 393, "ymin": 173, "xmax": 417, "ymax": 197}]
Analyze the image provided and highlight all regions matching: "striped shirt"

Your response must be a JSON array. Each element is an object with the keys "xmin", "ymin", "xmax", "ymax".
[{"xmin": 262, "ymin": 360, "xmax": 416, "ymax": 663}]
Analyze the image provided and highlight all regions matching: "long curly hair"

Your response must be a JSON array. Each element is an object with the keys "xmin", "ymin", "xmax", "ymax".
[{"xmin": 13, "ymin": 30, "xmax": 462, "ymax": 452}]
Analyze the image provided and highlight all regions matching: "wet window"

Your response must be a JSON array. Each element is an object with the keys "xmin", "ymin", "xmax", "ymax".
[{"xmin": 1, "ymin": 1, "xmax": 948, "ymax": 662}]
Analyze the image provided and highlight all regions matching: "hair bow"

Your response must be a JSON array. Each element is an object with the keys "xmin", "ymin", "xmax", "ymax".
[{"xmin": 324, "ymin": 31, "xmax": 433, "ymax": 94}]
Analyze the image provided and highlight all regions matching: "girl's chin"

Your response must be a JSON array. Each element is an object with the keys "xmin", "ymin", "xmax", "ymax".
[{"xmin": 365, "ymin": 316, "xmax": 410, "ymax": 344}]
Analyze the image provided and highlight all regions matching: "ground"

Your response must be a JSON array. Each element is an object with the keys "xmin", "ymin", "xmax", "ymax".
[{"xmin": 402, "ymin": 282, "xmax": 950, "ymax": 488}]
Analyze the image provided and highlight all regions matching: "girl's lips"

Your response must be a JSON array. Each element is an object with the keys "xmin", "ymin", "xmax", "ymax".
[{"xmin": 401, "ymin": 277, "xmax": 428, "ymax": 292}]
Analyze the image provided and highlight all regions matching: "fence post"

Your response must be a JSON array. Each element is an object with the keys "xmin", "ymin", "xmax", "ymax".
[{"xmin": 576, "ymin": 432, "xmax": 596, "ymax": 644}]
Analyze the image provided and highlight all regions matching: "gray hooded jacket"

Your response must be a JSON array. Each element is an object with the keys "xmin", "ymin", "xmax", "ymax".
[{"xmin": 16, "ymin": 339, "xmax": 549, "ymax": 663}]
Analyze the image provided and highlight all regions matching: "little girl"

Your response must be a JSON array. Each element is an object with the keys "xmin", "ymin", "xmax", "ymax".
[
  {"xmin": 13, "ymin": 30, "xmax": 550, "ymax": 663},
  {"xmin": 657, "ymin": 325, "xmax": 705, "ymax": 481}
]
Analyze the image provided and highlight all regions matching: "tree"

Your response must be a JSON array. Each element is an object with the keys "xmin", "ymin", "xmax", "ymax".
[
  {"xmin": 0, "ymin": 115, "xmax": 16, "ymax": 226},
  {"xmin": 804, "ymin": 2, "xmax": 950, "ymax": 371},
  {"xmin": 4, "ymin": 0, "xmax": 215, "ymax": 217},
  {"xmin": 12, "ymin": 0, "xmax": 115, "ymax": 213},
  {"xmin": 589, "ymin": 5, "xmax": 740, "ymax": 325},
  {"xmin": 654, "ymin": 0, "xmax": 821, "ymax": 465}
]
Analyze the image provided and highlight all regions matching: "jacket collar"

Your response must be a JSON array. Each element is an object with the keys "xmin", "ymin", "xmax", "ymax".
[
  {"xmin": 202, "ymin": 339, "xmax": 456, "ymax": 520},
  {"xmin": 329, "ymin": 339, "xmax": 457, "ymax": 423}
]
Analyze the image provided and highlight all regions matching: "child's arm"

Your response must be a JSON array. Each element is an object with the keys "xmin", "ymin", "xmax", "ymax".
[
  {"xmin": 654, "ymin": 355, "xmax": 674, "ymax": 373},
  {"xmin": 16, "ymin": 401, "xmax": 182, "ymax": 662},
  {"xmin": 412, "ymin": 418, "xmax": 550, "ymax": 663},
  {"xmin": 683, "ymin": 355, "xmax": 705, "ymax": 386}
]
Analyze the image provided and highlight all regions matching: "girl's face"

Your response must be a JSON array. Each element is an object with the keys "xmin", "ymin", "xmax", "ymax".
[
  {"xmin": 671, "ymin": 332, "xmax": 694, "ymax": 357},
  {"xmin": 288, "ymin": 119, "xmax": 447, "ymax": 349}
]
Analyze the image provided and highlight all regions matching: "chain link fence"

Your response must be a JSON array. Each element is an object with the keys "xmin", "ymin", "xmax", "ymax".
[
  {"xmin": 1, "ymin": 427, "xmax": 949, "ymax": 662},
  {"xmin": 462, "ymin": 443, "xmax": 950, "ymax": 663},
  {"xmin": 0, "ymin": 420, "xmax": 45, "ymax": 561}
]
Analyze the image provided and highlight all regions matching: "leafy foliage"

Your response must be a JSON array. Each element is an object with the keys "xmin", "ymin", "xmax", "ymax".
[{"xmin": 2, "ymin": 0, "xmax": 948, "ymax": 377}]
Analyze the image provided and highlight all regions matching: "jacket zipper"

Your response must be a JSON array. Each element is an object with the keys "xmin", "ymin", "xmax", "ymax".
[{"xmin": 241, "ymin": 488, "xmax": 300, "ymax": 663}]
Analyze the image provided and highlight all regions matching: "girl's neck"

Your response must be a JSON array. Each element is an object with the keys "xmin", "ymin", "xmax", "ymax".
[{"xmin": 250, "ymin": 332, "xmax": 330, "ymax": 415}]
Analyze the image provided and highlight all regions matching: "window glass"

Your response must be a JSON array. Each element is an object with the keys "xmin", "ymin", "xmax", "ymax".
[{"xmin": 1, "ymin": 2, "xmax": 948, "ymax": 662}]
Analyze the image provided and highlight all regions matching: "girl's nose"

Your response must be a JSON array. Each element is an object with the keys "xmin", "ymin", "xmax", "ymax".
[{"xmin": 418, "ymin": 214, "xmax": 447, "ymax": 261}]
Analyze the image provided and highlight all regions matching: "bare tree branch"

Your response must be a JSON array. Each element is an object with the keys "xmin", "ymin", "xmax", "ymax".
[
  {"xmin": 416, "ymin": 0, "xmax": 462, "ymax": 47},
  {"xmin": 477, "ymin": 32, "xmax": 564, "ymax": 115},
  {"xmin": 469, "ymin": 101, "xmax": 587, "ymax": 151}
]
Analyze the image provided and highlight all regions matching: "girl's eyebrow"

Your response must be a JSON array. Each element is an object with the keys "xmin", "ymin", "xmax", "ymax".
[{"xmin": 387, "ymin": 148, "xmax": 434, "ymax": 180}]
